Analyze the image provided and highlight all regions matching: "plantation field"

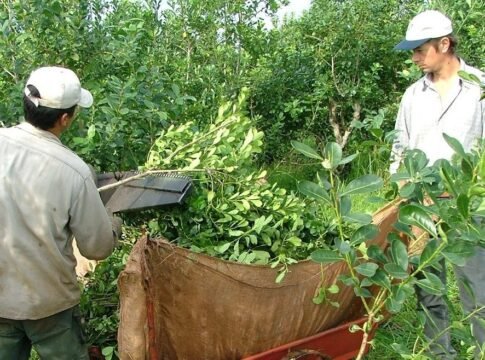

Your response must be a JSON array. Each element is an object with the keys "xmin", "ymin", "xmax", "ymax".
[{"xmin": 2, "ymin": 0, "xmax": 484, "ymax": 359}]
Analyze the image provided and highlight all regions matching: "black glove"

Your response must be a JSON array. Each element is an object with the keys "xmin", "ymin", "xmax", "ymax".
[{"xmin": 107, "ymin": 207, "xmax": 123, "ymax": 242}]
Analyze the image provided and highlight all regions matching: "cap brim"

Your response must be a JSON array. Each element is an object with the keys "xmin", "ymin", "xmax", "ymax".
[
  {"xmin": 394, "ymin": 38, "xmax": 430, "ymax": 51},
  {"xmin": 78, "ymin": 88, "xmax": 93, "ymax": 108}
]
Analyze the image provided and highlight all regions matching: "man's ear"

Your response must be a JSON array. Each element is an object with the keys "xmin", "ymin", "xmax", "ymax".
[
  {"xmin": 59, "ymin": 113, "xmax": 71, "ymax": 129},
  {"xmin": 439, "ymin": 37, "xmax": 450, "ymax": 53}
]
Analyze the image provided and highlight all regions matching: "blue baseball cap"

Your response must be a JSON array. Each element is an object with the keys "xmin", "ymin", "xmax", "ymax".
[{"xmin": 395, "ymin": 10, "xmax": 453, "ymax": 51}]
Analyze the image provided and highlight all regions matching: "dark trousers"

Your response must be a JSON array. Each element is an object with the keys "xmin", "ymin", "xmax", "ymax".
[
  {"xmin": 0, "ymin": 305, "xmax": 89, "ymax": 360},
  {"xmin": 416, "ymin": 247, "xmax": 485, "ymax": 359}
]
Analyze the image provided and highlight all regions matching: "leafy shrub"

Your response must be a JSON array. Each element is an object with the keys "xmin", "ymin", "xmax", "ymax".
[{"xmin": 141, "ymin": 90, "xmax": 337, "ymax": 276}]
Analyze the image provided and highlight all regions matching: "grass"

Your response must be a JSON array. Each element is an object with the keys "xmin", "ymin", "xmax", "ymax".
[{"xmin": 366, "ymin": 265, "xmax": 477, "ymax": 359}]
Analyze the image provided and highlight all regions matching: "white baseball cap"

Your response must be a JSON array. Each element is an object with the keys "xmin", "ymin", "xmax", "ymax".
[
  {"xmin": 24, "ymin": 66, "xmax": 93, "ymax": 109},
  {"xmin": 395, "ymin": 10, "xmax": 453, "ymax": 50}
]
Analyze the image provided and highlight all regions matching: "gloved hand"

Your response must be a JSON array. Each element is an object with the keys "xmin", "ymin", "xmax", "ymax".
[{"xmin": 106, "ymin": 207, "xmax": 123, "ymax": 242}]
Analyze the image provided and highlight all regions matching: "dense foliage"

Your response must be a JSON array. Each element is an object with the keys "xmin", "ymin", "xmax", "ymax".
[
  {"xmin": 1, "ymin": 0, "xmax": 483, "ymax": 171},
  {"xmin": 1, "ymin": 0, "xmax": 483, "ymax": 358}
]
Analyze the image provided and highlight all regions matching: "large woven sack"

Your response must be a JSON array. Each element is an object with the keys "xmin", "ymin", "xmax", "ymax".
[
  {"xmin": 118, "ymin": 239, "xmax": 147, "ymax": 360},
  {"xmin": 117, "ymin": 201, "xmax": 400, "ymax": 360}
]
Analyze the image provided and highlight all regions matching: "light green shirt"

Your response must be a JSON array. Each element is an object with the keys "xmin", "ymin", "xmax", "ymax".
[
  {"xmin": 0, "ymin": 122, "xmax": 115, "ymax": 320},
  {"xmin": 390, "ymin": 60, "xmax": 485, "ymax": 173}
]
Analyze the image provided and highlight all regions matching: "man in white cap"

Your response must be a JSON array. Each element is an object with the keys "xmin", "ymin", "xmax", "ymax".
[
  {"xmin": 390, "ymin": 10, "xmax": 484, "ymax": 359},
  {"xmin": 0, "ymin": 66, "xmax": 121, "ymax": 359}
]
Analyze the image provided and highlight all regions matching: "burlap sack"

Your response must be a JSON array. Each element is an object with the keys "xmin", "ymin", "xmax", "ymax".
[
  {"xmin": 117, "ymin": 201, "xmax": 400, "ymax": 360},
  {"xmin": 117, "ymin": 239, "xmax": 148, "ymax": 360}
]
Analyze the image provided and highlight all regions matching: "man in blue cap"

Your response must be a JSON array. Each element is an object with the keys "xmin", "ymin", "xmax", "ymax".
[{"xmin": 390, "ymin": 9, "xmax": 485, "ymax": 359}]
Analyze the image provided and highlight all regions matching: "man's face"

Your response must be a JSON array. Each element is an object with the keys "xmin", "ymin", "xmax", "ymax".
[{"xmin": 411, "ymin": 40, "xmax": 444, "ymax": 73}]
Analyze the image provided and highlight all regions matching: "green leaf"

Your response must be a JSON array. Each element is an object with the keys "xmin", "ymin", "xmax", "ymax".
[
  {"xmin": 298, "ymin": 180, "xmax": 331, "ymax": 203},
  {"xmin": 207, "ymin": 190, "xmax": 215, "ymax": 202},
  {"xmin": 390, "ymin": 343, "xmax": 411, "ymax": 356},
  {"xmin": 323, "ymin": 142, "xmax": 342, "ymax": 169},
  {"xmin": 312, "ymin": 287, "xmax": 326, "ymax": 304},
  {"xmin": 102, "ymin": 347, "xmax": 114, "ymax": 356},
  {"xmin": 252, "ymin": 251, "xmax": 270, "ymax": 264},
  {"xmin": 457, "ymin": 194, "xmax": 469, "ymax": 219},
  {"xmin": 341, "ymin": 175, "xmax": 383, "ymax": 196},
  {"xmin": 370, "ymin": 269, "xmax": 391, "ymax": 290},
  {"xmin": 458, "ymin": 70, "xmax": 481, "ymax": 84},
  {"xmin": 399, "ymin": 204, "xmax": 437, "ymax": 238},
  {"xmin": 390, "ymin": 172, "xmax": 411, "ymax": 183},
  {"xmin": 386, "ymin": 297, "xmax": 403, "ymax": 314},
  {"xmin": 394, "ymin": 283, "xmax": 414, "ymax": 302},
  {"xmin": 416, "ymin": 272, "xmax": 445, "ymax": 295},
  {"xmin": 404, "ymin": 149, "xmax": 429, "ymax": 174},
  {"xmin": 350, "ymin": 224, "xmax": 379, "ymax": 245},
  {"xmin": 367, "ymin": 245, "xmax": 388, "ymax": 263},
  {"xmin": 355, "ymin": 262, "xmax": 379, "ymax": 277},
  {"xmin": 479, "ymin": 153, "xmax": 485, "ymax": 179},
  {"xmin": 470, "ymin": 185, "xmax": 485, "ymax": 197},
  {"xmin": 343, "ymin": 213, "xmax": 372, "ymax": 225},
  {"xmin": 442, "ymin": 242, "xmax": 475, "ymax": 266},
  {"xmin": 399, "ymin": 182, "xmax": 416, "ymax": 198},
  {"xmin": 215, "ymin": 242, "xmax": 231, "ymax": 254},
  {"xmin": 275, "ymin": 271, "xmax": 286, "ymax": 284},
  {"xmin": 354, "ymin": 287, "xmax": 373, "ymax": 298},
  {"xmin": 311, "ymin": 249, "xmax": 343, "ymax": 263},
  {"xmin": 339, "ymin": 195, "xmax": 351, "ymax": 217},
  {"xmin": 253, "ymin": 215, "xmax": 273, "ymax": 234},
  {"xmin": 248, "ymin": 234, "xmax": 258, "ymax": 245},
  {"xmin": 419, "ymin": 239, "xmax": 438, "ymax": 267},
  {"xmin": 291, "ymin": 141, "xmax": 323, "ymax": 160},
  {"xmin": 339, "ymin": 153, "xmax": 358, "ymax": 165},
  {"xmin": 439, "ymin": 161, "xmax": 458, "ymax": 197},
  {"xmin": 443, "ymin": 133, "xmax": 466, "ymax": 158},
  {"xmin": 238, "ymin": 251, "xmax": 255, "ymax": 264},
  {"xmin": 338, "ymin": 274, "xmax": 358, "ymax": 287},
  {"xmin": 461, "ymin": 157, "xmax": 474, "ymax": 180},
  {"xmin": 287, "ymin": 236, "xmax": 302, "ymax": 247},
  {"xmin": 384, "ymin": 263, "xmax": 408, "ymax": 279},
  {"xmin": 390, "ymin": 238, "xmax": 408, "ymax": 271},
  {"xmin": 87, "ymin": 124, "xmax": 96, "ymax": 139},
  {"xmin": 337, "ymin": 240, "xmax": 351, "ymax": 254}
]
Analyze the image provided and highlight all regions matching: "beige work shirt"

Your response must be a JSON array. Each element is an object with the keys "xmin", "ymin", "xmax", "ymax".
[
  {"xmin": 390, "ymin": 60, "xmax": 485, "ymax": 173},
  {"xmin": 0, "ymin": 122, "xmax": 115, "ymax": 320}
]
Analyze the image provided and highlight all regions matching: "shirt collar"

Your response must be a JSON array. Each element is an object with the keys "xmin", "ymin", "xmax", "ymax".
[
  {"xmin": 16, "ymin": 121, "xmax": 62, "ymax": 144},
  {"xmin": 421, "ymin": 58, "xmax": 467, "ymax": 91}
]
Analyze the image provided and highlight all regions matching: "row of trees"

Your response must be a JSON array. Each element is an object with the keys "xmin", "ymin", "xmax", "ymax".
[
  {"xmin": 2, "ymin": 1, "xmax": 482, "ymax": 357},
  {"xmin": 0, "ymin": 0, "xmax": 483, "ymax": 172}
]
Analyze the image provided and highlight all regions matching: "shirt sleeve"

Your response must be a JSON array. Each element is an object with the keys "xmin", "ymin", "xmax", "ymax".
[
  {"xmin": 69, "ymin": 177, "xmax": 116, "ymax": 260},
  {"xmin": 389, "ymin": 92, "xmax": 410, "ymax": 174},
  {"xmin": 480, "ymin": 95, "xmax": 485, "ymax": 139},
  {"xmin": 481, "ymin": 98, "xmax": 485, "ymax": 139}
]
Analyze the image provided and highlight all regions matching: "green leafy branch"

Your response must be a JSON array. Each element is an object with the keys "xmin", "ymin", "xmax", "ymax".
[{"xmin": 292, "ymin": 135, "xmax": 485, "ymax": 359}]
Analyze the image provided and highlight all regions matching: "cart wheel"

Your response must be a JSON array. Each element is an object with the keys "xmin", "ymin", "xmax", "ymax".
[{"xmin": 88, "ymin": 346, "xmax": 105, "ymax": 360}]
